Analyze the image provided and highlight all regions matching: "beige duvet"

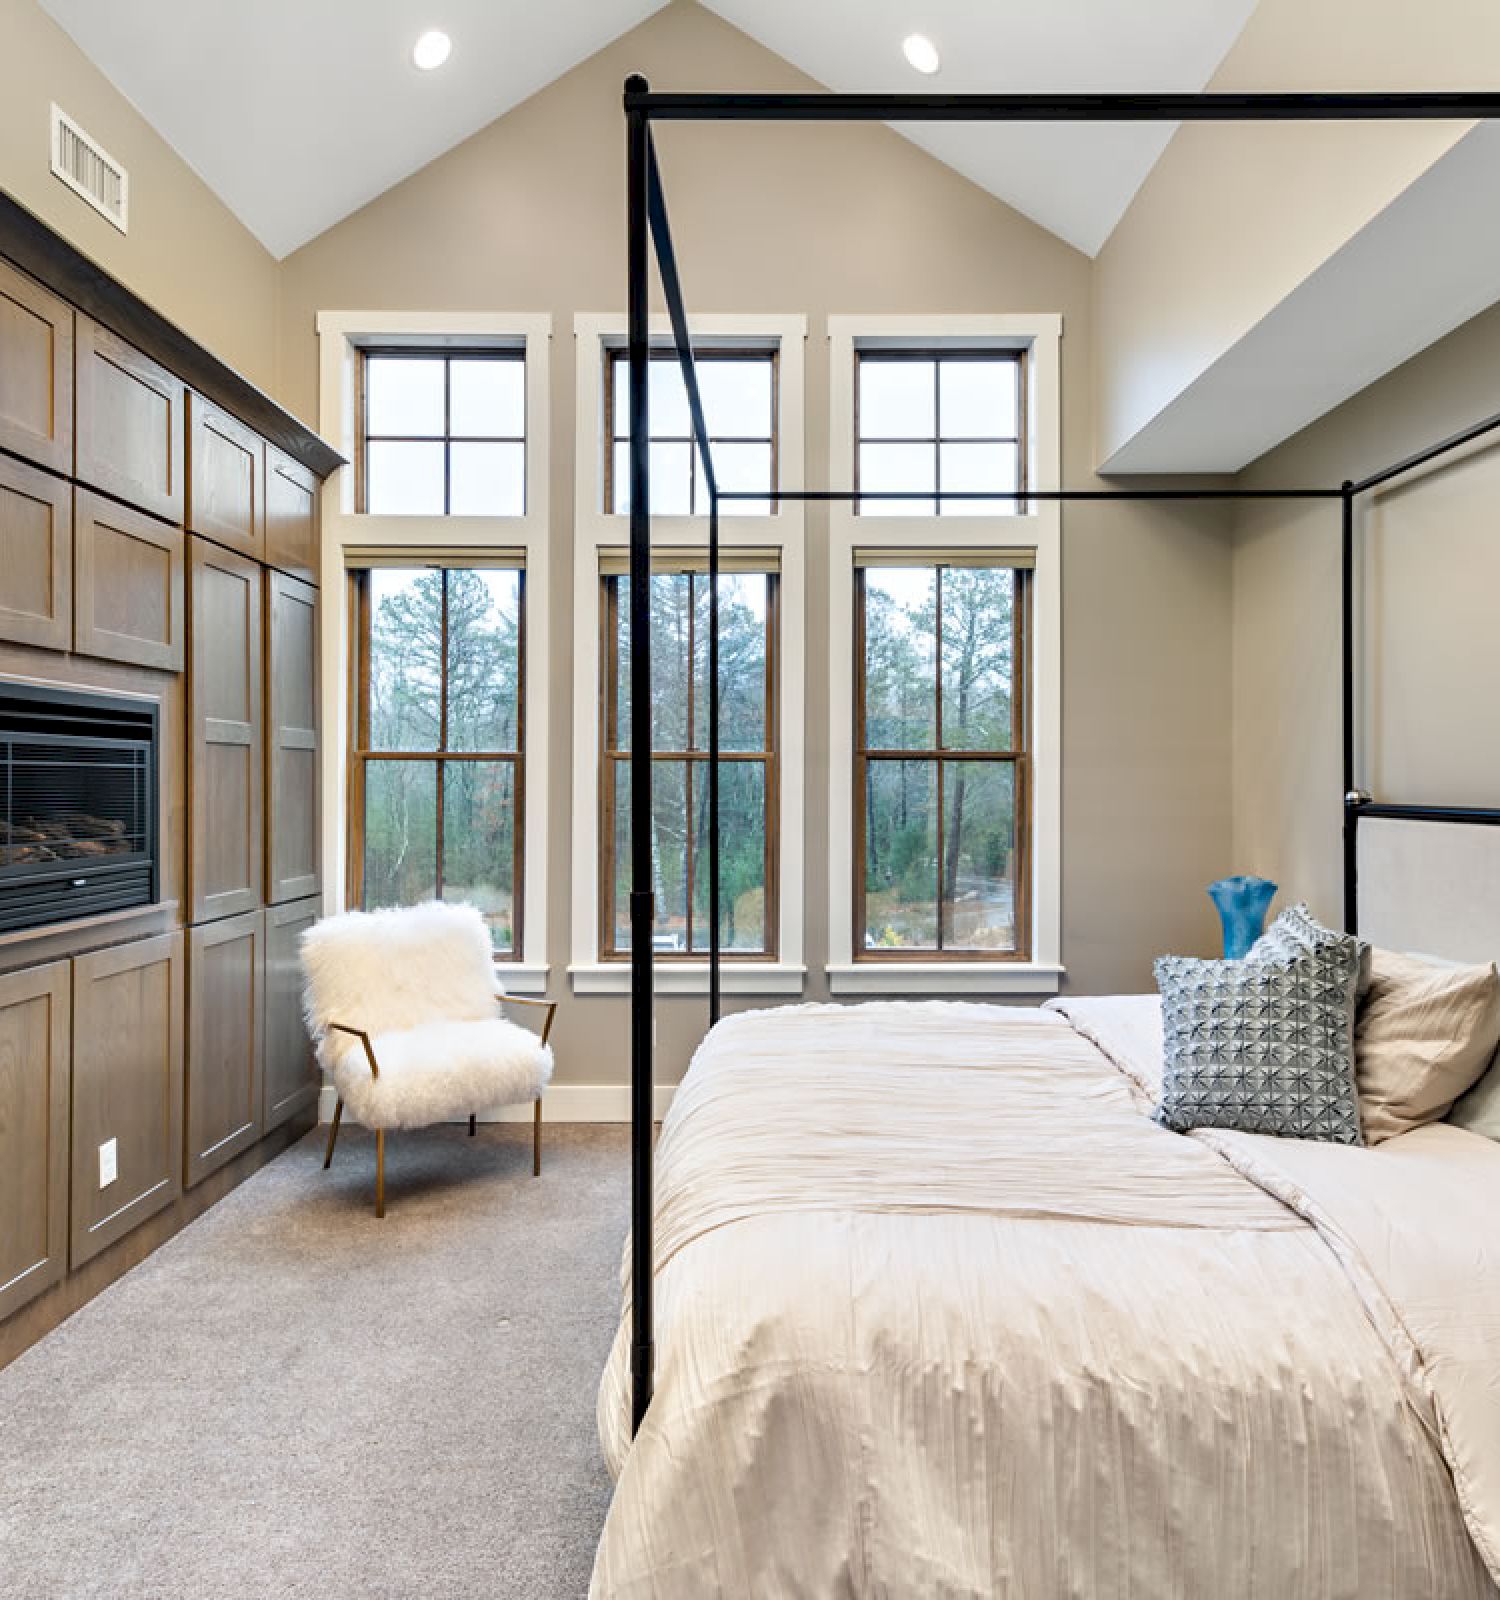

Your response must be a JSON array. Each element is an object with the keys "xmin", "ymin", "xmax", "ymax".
[{"xmin": 592, "ymin": 999, "xmax": 1500, "ymax": 1599}]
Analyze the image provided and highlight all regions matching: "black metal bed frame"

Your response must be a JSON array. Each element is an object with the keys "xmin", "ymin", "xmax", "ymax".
[{"xmin": 622, "ymin": 78, "xmax": 1500, "ymax": 1434}]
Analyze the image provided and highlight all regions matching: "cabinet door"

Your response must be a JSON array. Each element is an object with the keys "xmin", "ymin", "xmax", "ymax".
[
  {"xmin": 0, "ymin": 453, "xmax": 71, "ymax": 651},
  {"xmin": 74, "ymin": 489, "xmax": 185, "ymax": 671},
  {"xmin": 189, "ymin": 537, "xmax": 264, "ymax": 922},
  {"xmin": 0, "ymin": 960, "xmax": 70, "ymax": 1323},
  {"xmin": 0, "ymin": 256, "xmax": 73, "ymax": 476},
  {"xmin": 265, "ymin": 447, "xmax": 318, "ymax": 584},
  {"xmin": 75, "ymin": 315, "xmax": 185, "ymax": 524},
  {"xmin": 187, "ymin": 393, "xmax": 264, "ymax": 560},
  {"xmin": 263, "ymin": 897, "xmax": 319, "ymax": 1133},
  {"xmin": 266, "ymin": 570, "xmax": 319, "ymax": 903},
  {"xmin": 185, "ymin": 909, "xmax": 263, "ymax": 1187},
  {"xmin": 71, "ymin": 931, "xmax": 184, "ymax": 1268}
]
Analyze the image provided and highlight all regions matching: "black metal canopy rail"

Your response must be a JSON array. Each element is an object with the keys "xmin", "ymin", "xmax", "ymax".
[{"xmin": 622, "ymin": 78, "xmax": 1500, "ymax": 1435}]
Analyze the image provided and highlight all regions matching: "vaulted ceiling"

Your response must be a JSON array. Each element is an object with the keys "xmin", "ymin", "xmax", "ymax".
[{"xmin": 37, "ymin": 0, "xmax": 1258, "ymax": 259}]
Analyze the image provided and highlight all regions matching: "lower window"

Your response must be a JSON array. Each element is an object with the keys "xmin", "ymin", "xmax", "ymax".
[
  {"xmin": 601, "ymin": 552, "xmax": 778, "ymax": 959},
  {"xmin": 855, "ymin": 555, "xmax": 1030, "ymax": 959},
  {"xmin": 349, "ymin": 562, "xmax": 524, "ymax": 951}
]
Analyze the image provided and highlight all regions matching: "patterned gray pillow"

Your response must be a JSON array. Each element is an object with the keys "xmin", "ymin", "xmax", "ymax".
[{"xmin": 1154, "ymin": 907, "xmax": 1364, "ymax": 1143}]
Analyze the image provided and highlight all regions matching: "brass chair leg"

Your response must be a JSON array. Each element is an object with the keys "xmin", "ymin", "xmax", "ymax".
[
  {"xmin": 533, "ymin": 1096, "xmax": 542, "ymax": 1177},
  {"xmin": 323, "ymin": 1099, "xmax": 344, "ymax": 1169},
  {"xmin": 375, "ymin": 1129, "xmax": 386, "ymax": 1219},
  {"xmin": 469, "ymin": 1113, "xmax": 477, "ymax": 1137}
]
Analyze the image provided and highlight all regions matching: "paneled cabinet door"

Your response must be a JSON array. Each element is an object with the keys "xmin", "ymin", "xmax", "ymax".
[
  {"xmin": 189, "ymin": 536, "xmax": 264, "ymax": 923},
  {"xmin": 187, "ymin": 392, "xmax": 264, "ymax": 559},
  {"xmin": 71, "ymin": 931, "xmax": 185, "ymax": 1269},
  {"xmin": 267, "ymin": 570, "xmax": 319, "ymax": 903},
  {"xmin": 185, "ymin": 909, "xmax": 263, "ymax": 1187},
  {"xmin": 75, "ymin": 314, "xmax": 186, "ymax": 524},
  {"xmin": 0, "ymin": 256, "xmax": 73, "ymax": 475},
  {"xmin": 73, "ymin": 489, "xmax": 185, "ymax": 671},
  {"xmin": 263, "ymin": 897, "xmax": 319, "ymax": 1133},
  {"xmin": 0, "ymin": 453, "xmax": 71, "ymax": 651},
  {"xmin": 265, "ymin": 447, "xmax": 318, "ymax": 584},
  {"xmin": 0, "ymin": 960, "xmax": 70, "ymax": 1323}
]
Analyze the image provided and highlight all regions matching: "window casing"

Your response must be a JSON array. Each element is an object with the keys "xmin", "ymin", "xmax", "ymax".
[
  {"xmin": 599, "ymin": 553, "xmax": 779, "ymax": 961},
  {"xmin": 359, "ymin": 349, "xmax": 526, "ymax": 516},
  {"xmin": 348, "ymin": 563, "xmax": 525, "ymax": 952},
  {"xmin": 854, "ymin": 557, "xmax": 1030, "ymax": 961}
]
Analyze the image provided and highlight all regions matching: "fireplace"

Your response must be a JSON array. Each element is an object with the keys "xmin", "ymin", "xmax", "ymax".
[{"xmin": 0, "ymin": 682, "xmax": 159, "ymax": 933}]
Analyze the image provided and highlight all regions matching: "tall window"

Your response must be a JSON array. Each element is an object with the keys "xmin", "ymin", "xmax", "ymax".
[
  {"xmin": 350, "ymin": 564, "xmax": 524, "ymax": 950},
  {"xmin": 856, "ymin": 351, "xmax": 1023, "ymax": 516},
  {"xmin": 601, "ymin": 553, "xmax": 778, "ymax": 958},
  {"xmin": 605, "ymin": 348, "xmax": 776, "ymax": 515},
  {"xmin": 360, "ymin": 350, "xmax": 525, "ymax": 515},
  {"xmin": 855, "ymin": 557, "xmax": 1029, "ymax": 959}
]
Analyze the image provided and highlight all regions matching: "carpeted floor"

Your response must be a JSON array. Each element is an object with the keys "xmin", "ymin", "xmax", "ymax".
[{"xmin": 0, "ymin": 1122, "xmax": 629, "ymax": 1600}]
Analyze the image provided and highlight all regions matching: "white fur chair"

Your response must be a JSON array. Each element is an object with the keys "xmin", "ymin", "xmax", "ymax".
[{"xmin": 299, "ymin": 901, "xmax": 555, "ymax": 1217}]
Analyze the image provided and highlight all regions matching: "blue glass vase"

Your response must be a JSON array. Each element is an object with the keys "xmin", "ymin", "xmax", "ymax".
[{"xmin": 1207, "ymin": 875, "xmax": 1278, "ymax": 960}]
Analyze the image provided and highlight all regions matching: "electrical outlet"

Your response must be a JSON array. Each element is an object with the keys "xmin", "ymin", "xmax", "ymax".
[{"xmin": 98, "ymin": 1138, "xmax": 117, "ymax": 1189}]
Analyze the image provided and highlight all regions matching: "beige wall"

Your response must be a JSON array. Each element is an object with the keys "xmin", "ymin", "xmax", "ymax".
[
  {"xmin": 1232, "ymin": 298, "xmax": 1500, "ymax": 921},
  {"xmin": 275, "ymin": 1, "xmax": 1236, "ymax": 1086},
  {"xmin": 0, "ymin": 0, "xmax": 278, "ymax": 390}
]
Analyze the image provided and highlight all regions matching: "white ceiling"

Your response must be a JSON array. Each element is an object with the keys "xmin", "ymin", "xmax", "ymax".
[{"xmin": 38, "ymin": 0, "xmax": 1259, "ymax": 260}]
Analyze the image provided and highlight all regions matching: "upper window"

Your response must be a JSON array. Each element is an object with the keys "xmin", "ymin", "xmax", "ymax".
[
  {"xmin": 600, "ymin": 553, "xmax": 778, "ymax": 958},
  {"xmin": 360, "ymin": 350, "xmax": 525, "ymax": 516},
  {"xmin": 350, "ymin": 564, "xmax": 524, "ymax": 950},
  {"xmin": 856, "ymin": 351, "xmax": 1023, "ymax": 516},
  {"xmin": 855, "ymin": 556, "xmax": 1029, "ymax": 959},
  {"xmin": 605, "ymin": 348, "xmax": 776, "ymax": 516}
]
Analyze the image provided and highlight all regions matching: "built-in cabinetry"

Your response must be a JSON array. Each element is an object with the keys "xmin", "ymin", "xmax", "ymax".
[{"xmin": 0, "ymin": 230, "xmax": 335, "ymax": 1357}]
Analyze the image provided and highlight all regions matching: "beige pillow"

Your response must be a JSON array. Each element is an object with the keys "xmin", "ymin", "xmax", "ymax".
[{"xmin": 1354, "ymin": 950, "xmax": 1500, "ymax": 1144}]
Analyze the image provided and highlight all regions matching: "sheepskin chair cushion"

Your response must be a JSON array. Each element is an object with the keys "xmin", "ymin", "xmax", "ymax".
[{"xmin": 300, "ymin": 901, "xmax": 552, "ymax": 1131}]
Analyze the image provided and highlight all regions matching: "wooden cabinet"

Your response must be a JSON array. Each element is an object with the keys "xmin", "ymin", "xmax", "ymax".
[
  {"xmin": 188, "ymin": 392, "xmax": 264, "ymax": 559},
  {"xmin": 75, "ymin": 315, "xmax": 185, "ymax": 524},
  {"xmin": 185, "ymin": 909, "xmax": 263, "ymax": 1187},
  {"xmin": 265, "ymin": 447, "xmax": 318, "ymax": 584},
  {"xmin": 0, "ymin": 452, "xmax": 72, "ymax": 650},
  {"xmin": 0, "ymin": 256, "xmax": 73, "ymax": 476},
  {"xmin": 263, "ymin": 897, "xmax": 319, "ymax": 1133},
  {"xmin": 266, "ymin": 570, "xmax": 319, "ymax": 903},
  {"xmin": 73, "ymin": 489, "xmax": 185, "ymax": 671},
  {"xmin": 189, "ymin": 536, "xmax": 264, "ymax": 923},
  {"xmin": 71, "ymin": 930, "xmax": 184, "ymax": 1268},
  {"xmin": 0, "ymin": 960, "xmax": 70, "ymax": 1322}
]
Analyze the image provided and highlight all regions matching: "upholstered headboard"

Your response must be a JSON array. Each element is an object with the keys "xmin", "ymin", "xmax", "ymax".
[{"xmin": 1357, "ymin": 815, "xmax": 1500, "ymax": 963}]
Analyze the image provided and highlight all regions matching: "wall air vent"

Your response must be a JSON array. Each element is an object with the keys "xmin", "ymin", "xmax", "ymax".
[{"xmin": 50, "ymin": 105, "xmax": 128, "ymax": 233}]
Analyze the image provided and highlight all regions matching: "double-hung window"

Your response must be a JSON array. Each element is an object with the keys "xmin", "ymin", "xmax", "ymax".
[{"xmin": 349, "ymin": 561, "xmax": 525, "ymax": 951}]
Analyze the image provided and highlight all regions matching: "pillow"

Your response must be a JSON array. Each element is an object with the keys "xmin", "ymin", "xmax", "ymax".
[
  {"xmin": 1355, "ymin": 950, "xmax": 1500, "ymax": 1143},
  {"xmin": 1154, "ymin": 907, "xmax": 1365, "ymax": 1143},
  {"xmin": 1249, "ymin": 901, "xmax": 1373, "ymax": 996},
  {"xmin": 1450, "ymin": 1049, "xmax": 1500, "ymax": 1141}
]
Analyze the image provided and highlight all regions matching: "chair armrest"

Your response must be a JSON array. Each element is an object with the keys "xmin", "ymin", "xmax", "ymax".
[
  {"xmin": 324, "ymin": 1022, "xmax": 380, "ymax": 1079},
  {"xmin": 495, "ymin": 993, "xmax": 558, "ymax": 1048}
]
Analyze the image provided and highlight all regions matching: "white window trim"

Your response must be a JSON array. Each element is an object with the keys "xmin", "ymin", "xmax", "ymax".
[
  {"xmin": 315, "ymin": 310, "xmax": 552, "ymax": 992},
  {"xmin": 825, "ymin": 314, "xmax": 1064, "ymax": 996},
  {"xmin": 569, "ymin": 313, "xmax": 807, "ymax": 996}
]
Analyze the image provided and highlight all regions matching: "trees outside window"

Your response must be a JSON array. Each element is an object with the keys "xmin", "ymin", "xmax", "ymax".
[
  {"xmin": 856, "ymin": 561, "xmax": 1029, "ymax": 958},
  {"xmin": 353, "ymin": 565, "xmax": 523, "ymax": 950}
]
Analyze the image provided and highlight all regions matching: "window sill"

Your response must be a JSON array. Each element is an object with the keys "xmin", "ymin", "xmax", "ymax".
[
  {"xmin": 568, "ymin": 962, "xmax": 807, "ymax": 996},
  {"xmin": 826, "ymin": 961, "xmax": 1064, "ymax": 996},
  {"xmin": 492, "ymin": 963, "xmax": 550, "ymax": 996}
]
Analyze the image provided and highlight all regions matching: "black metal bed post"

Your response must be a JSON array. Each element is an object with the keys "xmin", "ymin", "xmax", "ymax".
[
  {"xmin": 1341, "ymin": 480, "xmax": 1362, "ymax": 935},
  {"xmin": 625, "ymin": 74, "xmax": 655, "ymax": 1436},
  {"xmin": 708, "ymin": 493, "xmax": 722, "ymax": 1025}
]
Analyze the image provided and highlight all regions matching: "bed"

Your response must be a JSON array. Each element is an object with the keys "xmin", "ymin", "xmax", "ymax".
[{"xmin": 591, "ymin": 991, "xmax": 1500, "ymax": 1598}]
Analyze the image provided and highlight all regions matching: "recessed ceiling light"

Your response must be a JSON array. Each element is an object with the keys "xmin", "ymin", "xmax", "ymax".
[
  {"xmin": 412, "ymin": 29, "xmax": 452, "ymax": 71},
  {"xmin": 902, "ymin": 33, "xmax": 941, "ymax": 75}
]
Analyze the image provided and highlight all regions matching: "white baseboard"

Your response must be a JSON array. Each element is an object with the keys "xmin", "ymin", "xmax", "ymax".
[{"xmin": 316, "ymin": 1082, "xmax": 677, "ymax": 1124}]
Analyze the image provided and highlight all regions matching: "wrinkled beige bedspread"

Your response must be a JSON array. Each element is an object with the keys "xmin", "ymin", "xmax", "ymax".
[{"xmin": 592, "ymin": 1000, "xmax": 1498, "ymax": 1599}]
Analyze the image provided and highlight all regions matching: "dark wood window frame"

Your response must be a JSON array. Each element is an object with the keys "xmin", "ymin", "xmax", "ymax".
[
  {"xmin": 603, "ymin": 346, "xmax": 779, "ymax": 515},
  {"xmin": 347, "ymin": 564, "xmax": 526, "ymax": 954},
  {"xmin": 854, "ymin": 347, "xmax": 1026, "ymax": 516},
  {"xmin": 853, "ymin": 560, "xmax": 1032, "ymax": 962},
  {"xmin": 599, "ymin": 563, "xmax": 780, "ymax": 961},
  {"xmin": 357, "ymin": 347, "xmax": 527, "ymax": 515}
]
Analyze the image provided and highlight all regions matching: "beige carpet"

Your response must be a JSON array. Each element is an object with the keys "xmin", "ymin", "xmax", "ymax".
[{"xmin": 0, "ymin": 1122, "xmax": 629, "ymax": 1599}]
